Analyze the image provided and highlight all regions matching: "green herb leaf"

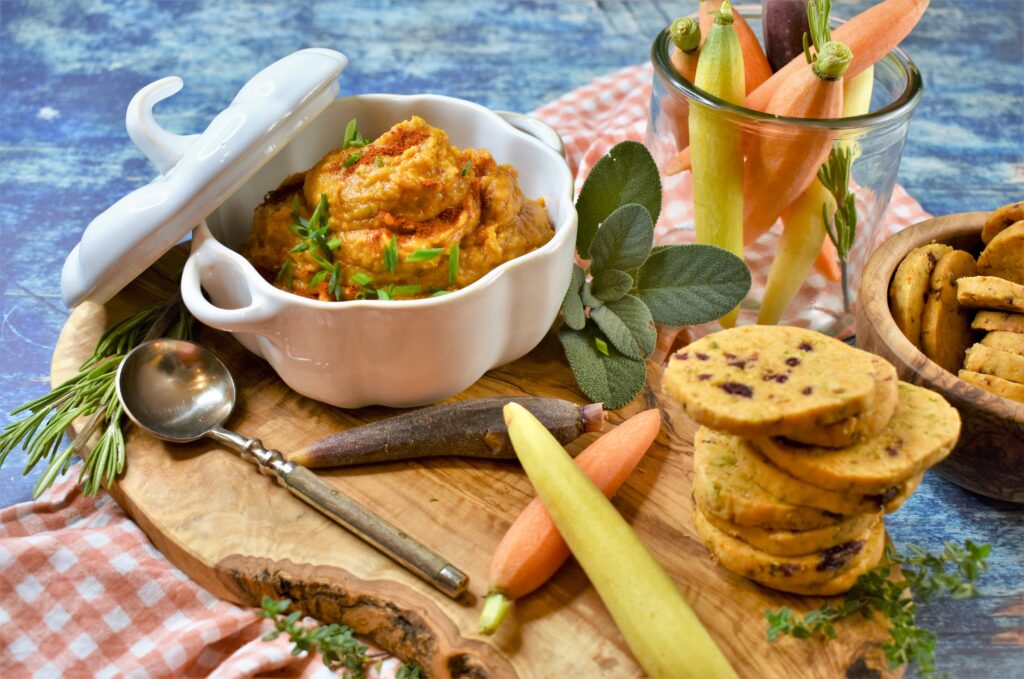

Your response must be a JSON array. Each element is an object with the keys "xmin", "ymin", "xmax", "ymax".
[
  {"xmin": 310, "ymin": 270, "xmax": 329, "ymax": 287},
  {"xmin": 343, "ymin": 151, "xmax": 362, "ymax": 168},
  {"xmin": 633, "ymin": 244, "xmax": 751, "ymax": 325},
  {"xmin": 594, "ymin": 336, "xmax": 610, "ymax": 356},
  {"xmin": 342, "ymin": 118, "xmax": 359, "ymax": 148},
  {"xmin": 580, "ymin": 281, "xmax": 605, "ymax": 310},
  {"xmin": 589, "ymin": 294, "xmax": 656, "ymax": 359},
  {"xmin": 406, "ymin": 248, "xmax": 444, "ymax": 263},
  {"xmin": 575, "ymin": 141, "xmax": 662, "ymax": 259},
  {"xmin": 588, "ymin": 203, "xmax": 654, "ymax": 274},
  {"xmin": 350, "ymin": 272, "xmax": 373, "ymax": 287},
  {"xmin": 561, "ymin": 264, "xmax": 587, "ymax": 330},
  {"xmin": 376, "ymin": 288, "xmax": 391, "ymax": 301},
  {"xmin": 590, "ymin": 269, "xmax": 633, "ymax": 302},
  {"xmin": 389, "ymin": 284, "xmax": 423, "ymax": 297},
  {"xmin": 275, "ymin": 259, "xmax": 294, "ymax": 290},
  {"xmin": 448, "ymin": 243, "xmax": 460, "ymax": 286},
  {"xmin": 461, "ymin": 160, "xmax": 473, "ymax": 176},
  {"xmin": 375, "ymin": 156, "xmax": 384, "ymax": 168},
  {"xmin": 558, "ymin": 325, "xmax": 647, "ymax": 409},
  {"xmin": 430, "ymin": 290, "xmax": 450, "ymax": 297},
  {"xmin": 384, "ymin": 235, "xmax": 399, "ymax": 273}
]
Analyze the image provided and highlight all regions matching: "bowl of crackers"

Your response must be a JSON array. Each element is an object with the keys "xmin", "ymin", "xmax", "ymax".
[{"xmin": 856, "ymin": 203, "xmax": 1024, "ymax": 503}]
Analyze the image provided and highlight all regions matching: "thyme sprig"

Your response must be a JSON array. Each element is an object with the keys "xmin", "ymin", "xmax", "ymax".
[
  {"xmin": 817, "ymin": 144, "xmax": 857, "ymax": 310},
  {"xmin": 766, "ymin": 540, "xmax": 991, "ymax": 678},
  {"xmin": 0, "ymin": 295, "xmax": 193, "ymax": 497},
  {"xmin": 259, "ymin": 597, "xmax": 423, "ymax": 679}
]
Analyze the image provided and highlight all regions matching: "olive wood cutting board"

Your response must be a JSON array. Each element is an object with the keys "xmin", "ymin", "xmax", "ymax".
[{"xmin": 52, "ymin": 246, "xmax": 899, "ymax": 678}]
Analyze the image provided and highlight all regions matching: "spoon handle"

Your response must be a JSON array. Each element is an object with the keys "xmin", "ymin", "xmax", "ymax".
[{"xmin": 238, "ymin": 436, "xmax": 468, "ymax": 598}]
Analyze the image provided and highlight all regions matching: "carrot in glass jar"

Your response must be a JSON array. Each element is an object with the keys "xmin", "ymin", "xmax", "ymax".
[{"xmin": 690, "ymin": 1, "xmax": 745, "ymax": 327}]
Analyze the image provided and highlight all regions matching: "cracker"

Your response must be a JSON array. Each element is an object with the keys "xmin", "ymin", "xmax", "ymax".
[
  {"xmin": 958, "ymin": 370, "xmax": 1024, "ymax": 403},
  {"xmin": 693, "ymin": 508, "xmax": 885, "ymax": 596},
  {"xmin": 921, "ymin": 250, "xmax": 976, "ymax": 373},
  {"xmin": 663, "ymin": 326, "xmax": 877, "ymax": 438},
  {"xmin": 753, "ymin": 383, "xmax": 961, "ymax": 495},
  {"xmin": 981, "ymin": 331, "xmax": 1024, "ymax": 355},
  {"xmin": 699, "ymin": 506, "xmax": 881, "ymax": 557},
  {"xmin": 977, "ymin": 221, "xmax": 1024, "ymax": 284},
  {"xmin": 981, "ymin": 201, "xmax": 1024, "ymax": 244},
  {"xmin": 785, "ymin": 355, "xmax": 898, "ymax": 448},
  {"xmin": 964, "ymin": 343, "xmax": 1024, "ymax": 384},
  {"xmin": 693, "ymin": 428, "xmax": 905, "ymax": 517},
  {"xmin": 957, "ymin": 276, "xmax": 1024, "ymax": 313},
  {"xmin": 889, "ymin": 243, "xmax": 953, "ymax": 348},
  {"xmin": 973, "ymin": 311, "xmax": 1024, "ymax": 333},
  {"xmin": 693, "ymin": 428, "xmax": 851, "ymax": 531}
]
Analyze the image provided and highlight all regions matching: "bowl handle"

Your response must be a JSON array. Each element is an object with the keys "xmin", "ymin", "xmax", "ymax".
[
  {"xmin": 495, "ymin": 111, "xmax": 566, "ymax": 159},
  {"xmin": 181, "ymin": 231, "xmax": 282, "ymax": 334}
]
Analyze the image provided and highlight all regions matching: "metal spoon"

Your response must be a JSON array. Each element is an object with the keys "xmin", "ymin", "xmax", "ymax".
[{"xmin": 116, "ymin": 338, "xmax": 468, "ymax": 598}]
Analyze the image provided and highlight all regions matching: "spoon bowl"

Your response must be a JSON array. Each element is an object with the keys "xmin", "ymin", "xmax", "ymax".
[{"xmin": 117, "ymin": 338, "xmax": 236, "ymax": 442}]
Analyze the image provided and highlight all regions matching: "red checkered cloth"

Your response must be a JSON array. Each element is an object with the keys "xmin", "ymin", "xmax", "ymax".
[{"xmin": 1, "ymin": 64, "xmax": 930, "ymax": 678}]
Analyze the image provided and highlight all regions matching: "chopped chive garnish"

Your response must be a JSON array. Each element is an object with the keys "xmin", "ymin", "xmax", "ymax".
[
  {"xmin": 460, "ymin": 160, "xmax": 473, "ymax": 176},
  {"xmin": 328, "ymin": 263, "xmax": 344, "ymax": 300},
  {"xmin": 343, "ymin": 119, "xmax": 358, "ymax": 148},
  {"xmin": 406, "ymin": 248, "xmax": 443, "ymax": 263},
  {"xmin": 376, "ymin": 288, "xmax": 391, "ymax": 301},
  {"xmin": 389, "ymin": 285, "xmax": 422, "ymax": 297},
  {"xmin": 374, "ymin": 156, "xmax": 384, "ymax": 168},
  {"xmin": 350, "ymin": 272, "xmax": 373, "ymax": 287},
  {"xmin": 342, "ymin": 151, "xmax": 362, "ymax": 168},
  {"xmin": 595, "ymin": 336, "xmax": 610, "ymax": 356},
  {"xmin": 448, "ymin": 242, "xmax": 460, "ymax": 286},
  {"xmin": 430, "ymin": 290, "xmax": 450, "ymax": 298},
  {"xmin": 327, "ymin": 238, "xmax": 341, "ymax": 250},
  {"xmin": 290, "ymin": 241, "xmax": 310, "ymax": 253},
  {"xmin": 275, "ymin": 260, "xmax": 294, "ymax": 290},
  {"xmin": 384, "ymin": 235, "xmax": 399, "ymax": 273},
  {"xmin": 311, "ymin": 270, "xmax": 329, "ymax": 287}
]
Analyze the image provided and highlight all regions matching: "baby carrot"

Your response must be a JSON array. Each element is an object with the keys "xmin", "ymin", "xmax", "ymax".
[
  {"xmin": 478, "ymin": 409, "xmax": 662, "ymax": 635},
  {"xmin": 742, "ymin": 1, "xmax": 852, "ymax": 244},
  {"xmin": 667, "ymin": 0, "xmax": 929, "ymax": 175},
  {"xmin": 664, "ymin": 17, "xmax": 702, "ymax": 149},
  {"xmin": 690, "ymin": 1, "xmax": 745, "ymax": 327},
  {"xmin": 700, "ymin": 1, "xmax": 771, "ymax": 93},
  {"xmin": 502, "ymin": 403, "xmax": 736, "ymax": 679}
]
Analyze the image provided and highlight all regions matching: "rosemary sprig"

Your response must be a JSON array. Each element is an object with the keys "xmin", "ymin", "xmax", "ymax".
[
  {"xmin": 259, "ymin": 597, "xmax": 423, "ymax": 679},
  {"xmin": 0, "ymin": 295, "xmax": 193, "ymax": 497},
  {"xmin": 817, "ymin": 144, "xmax": 857, "ymax": 310},
  {"xmin": 766, "ymin": 540, "xmax": 991, "ymax": 678}
]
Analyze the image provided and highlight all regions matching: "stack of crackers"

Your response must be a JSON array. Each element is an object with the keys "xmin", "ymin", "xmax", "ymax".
[
  {"xmin": 662, "ymin": 326, "xmax": 961, "ymax": 596},
  {"xmin": 891, "ymin": 201, "xmax": 1024, "ymax": 402}
]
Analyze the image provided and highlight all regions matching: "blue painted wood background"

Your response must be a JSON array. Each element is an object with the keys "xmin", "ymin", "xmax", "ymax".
[{"xmin": 1, "ymin": 1, "xmax": 1021, "ymax": 676}]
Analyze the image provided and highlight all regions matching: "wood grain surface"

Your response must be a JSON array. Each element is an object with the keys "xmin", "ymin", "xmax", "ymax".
[
  {"xmin": 856, "ymin": 212, "xmax": 1024, "ymax": 503},
  {"xmin": 51, "ymin": 247, "xmax": 900, "ymax": 678}
]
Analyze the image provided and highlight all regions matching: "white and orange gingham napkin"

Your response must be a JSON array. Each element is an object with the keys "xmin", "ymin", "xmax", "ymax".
[{"xmin": 1, "ymin": 64, "xmax": 930, "ymax": 678}]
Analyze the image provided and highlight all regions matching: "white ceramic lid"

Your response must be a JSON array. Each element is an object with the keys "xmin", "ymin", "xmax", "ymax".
[{"xmin": 60, "ymin": 48, "xmax": 348, "ymax": 307}]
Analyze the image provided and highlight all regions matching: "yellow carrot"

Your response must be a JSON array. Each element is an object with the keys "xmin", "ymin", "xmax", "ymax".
[
  {"xmin": 690, "ymin": 1, "xmax": 745, "ymax": 327},
  {"xmin": 503, "ymin": 403, "xmax": 737, "ymax": 679}
]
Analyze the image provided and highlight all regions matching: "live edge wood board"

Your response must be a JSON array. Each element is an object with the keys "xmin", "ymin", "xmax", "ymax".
[{"xmin": 52, "ymin": 247, "xmax": 899, "ymax": 678}]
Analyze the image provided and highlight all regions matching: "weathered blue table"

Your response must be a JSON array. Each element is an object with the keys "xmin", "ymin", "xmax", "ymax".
[{"xmin": 1, "ymin": 1, "xmax": 1021, "ymax": 676}]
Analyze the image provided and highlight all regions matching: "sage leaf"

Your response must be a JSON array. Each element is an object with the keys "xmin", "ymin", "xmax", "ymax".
[
  {"xmin": 558, "ymin": 325, "xmax": 647, "ymax": 409},
  {"xmin": 634, "ymin": 244, "xmax": 751, "ymax": 326},
  {"xmin": 590, "ymin": 269, "xmax": 633, "ymax": 302},
  {"xmin": 589, "ymin": 294, "xmax": 656, "ymax": 359},
  {"xmin": 576, "ymin": 141, "xmax": 662, "ymax": 259},
  {"xmin": 562, "ymin": 264, "xmax": 587, "ymax": 330},
  {"xmin": 581, "ymin": 281, "xmax": 604, "ymax": 310},
  {"xmin": 589, "ymin": 203, "xmax": 655, "ymax": 274}
]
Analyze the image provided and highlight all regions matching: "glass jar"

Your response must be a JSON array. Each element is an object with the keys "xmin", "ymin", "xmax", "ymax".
[{"xmin": 645, "ymin": 6, "xmax": 922, "ymax": 336}]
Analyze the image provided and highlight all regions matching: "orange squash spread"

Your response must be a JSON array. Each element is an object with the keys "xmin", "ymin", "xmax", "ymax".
[{"xmin": 243, "ymin": 116, "xmax": 554, "ymax": 301}]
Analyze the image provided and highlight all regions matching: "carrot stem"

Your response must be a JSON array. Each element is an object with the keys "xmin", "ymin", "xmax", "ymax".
[{"xmin": 479, "ymin": 593, "xmax": 513, "ymax": 635}]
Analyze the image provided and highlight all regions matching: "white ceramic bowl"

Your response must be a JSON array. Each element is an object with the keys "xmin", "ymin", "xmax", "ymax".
[{"xmin": 179, "ymin": 94, "xmax": 577, "ymax": 408}]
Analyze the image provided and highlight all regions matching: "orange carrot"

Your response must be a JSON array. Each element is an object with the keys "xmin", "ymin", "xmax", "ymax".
[
  {"xmin": 700, "ymin": 1, "xmax": 771, "ymax": 93},
  {"xmin": 665, "ymin": 18, "xmax": 702, "ymax": 149},
  {"xmin": 742, "ymin": 0, "xmax": 852, "ymax": 244},
  {"xmin": 478, "ymin": 409, "xmax": 662, "ymax": 634},
  {"xmin": 667, "ymin": 0, "xmax": 929, "ymax": 175}
]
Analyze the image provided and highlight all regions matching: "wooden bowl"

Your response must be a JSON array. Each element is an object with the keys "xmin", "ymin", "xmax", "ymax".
[{"xmin": 856, "ymin": 211, "xmax": 1024, "ymax": 503}]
